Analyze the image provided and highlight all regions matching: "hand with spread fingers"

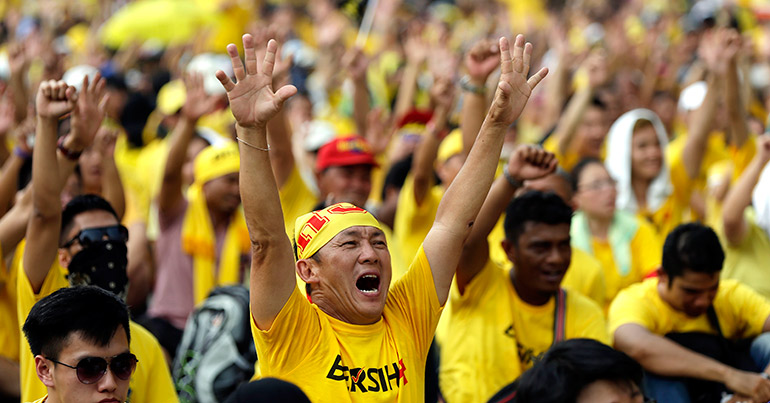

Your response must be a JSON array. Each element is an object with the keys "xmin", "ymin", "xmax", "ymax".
[
  {"xmin": 35, "ymin": 80, "xmax": 78, "ymax": 121},
  {"xmin": 507, "ymin": 145, "xmax": 558, "ymax": 182},
  {"xmin": 215, "ymin": 34, "xmax": 298, "ymax": 129},
  {"xmin": 69, "ymin": 73, "xmax": 109, "ymax": 149},
  {"xmin": 487, "ymin": 35, "xmax": 548, "ymax": 127},
  {"xmin": 181, "ymin": 72, "xmax": 218, "ymax": 122}
]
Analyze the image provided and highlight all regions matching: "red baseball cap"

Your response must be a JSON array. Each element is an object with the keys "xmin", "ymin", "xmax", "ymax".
[{"xmin": 316, "ymin": 136, "xmax": 379, "ymax": 172}]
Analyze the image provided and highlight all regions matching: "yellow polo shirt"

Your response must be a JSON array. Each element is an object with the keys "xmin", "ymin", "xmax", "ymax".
[
  {"xmin": 251, "ymin": 245, "xmax": 442, "ymax": 402},
  {"xmin": 439, "ymin": 258, "xmax": 609, "ymax": 403}
]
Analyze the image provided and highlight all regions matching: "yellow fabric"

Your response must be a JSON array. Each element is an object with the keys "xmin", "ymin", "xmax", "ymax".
[
  {"xmin": 156, "ymin": 79, "xmax": 186, "ymax": 115},
  {"xmin": 182, "ymin": 142, "xmax": 249, "ymax": 304},
  {"xmin": 542, "ymin": 134, "xmax": 607, "ymax": 173},
  {"xmin": 488, "ymin": 225, "xmax": 608, "ymax": 308},
  {"xmin": 26, "ymin": 396, "xmax": 46, "ymax": 403},
  {"xmin": 0, "ymin": 243, "xmax": 17, "ymax": 362},
  {"xmin": 665, "ymin": 132, "xmax": 729, "ymax": 195},
  {"xmin": 639, "ymin": 146, "xmax": 693, "ymax": 239},
  {"xmin": 720, "ymin": 212, "xmax": 770, "ymax": 300},
  {"xmin": 294, "ymin": 203, "xmax": 383, "ymax": 260},
  {"xmin": 439, "ymin": 258, "xmax": 609, "ymax": 403},
  {"xmin": 588, "ymin": 218, "xmax": 661, "ymax": 306},
  {"xmin": 393, "ymin": 176, "xmax": 443, "ymax": 271},
  {"xmin": 436, "ymin": 129, "xmax": 463, "ymax": 164},
  {"xmin": 279, "ymin": 166, "xmax": 318, "ymax": 238},
  {"xmin": 608, "ymin": 278, "xmax": 770, "ymax": 339},
  {"xmin": 16, "ymin": 255, "xmax": 178, "ymax": 403},
  {"xmin": 251, "ymin": 246, "xmax": 442, "ymax": 402}
]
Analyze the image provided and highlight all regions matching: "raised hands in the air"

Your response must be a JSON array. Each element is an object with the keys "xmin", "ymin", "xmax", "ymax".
[{"xmin": 215, "ymin": 34, "xmax": 297, "ymax": 129}]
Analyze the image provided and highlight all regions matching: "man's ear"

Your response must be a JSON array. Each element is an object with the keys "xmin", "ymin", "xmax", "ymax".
[
  {"xmin": 501, "ymin": 239, "xmax": 517, "ymax": 262},
  {"xmin": 296, "ymin": 259, "xmax": 320, "ymax": 286},
  {"xmin": 35, "ymin": 355, "xmax": 55, "ymax": 387},
  {"xmin": 58, "ymin": 249, "xmax": 71, "ymax": 269}
]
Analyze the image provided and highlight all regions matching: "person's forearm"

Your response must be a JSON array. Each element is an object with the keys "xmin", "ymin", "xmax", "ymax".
[
  {"xmin": 159, "ymin": 116, "xmax": 195, "ymax": 211},
  {"xmin": 726, "ymin": 60, "xmax": 748, "ymax": 148},
  {"xmin": 460, "ymin": 79, "xmax": 489, "ymax": 157},
  {"xmin": 101, "ymin": 156, "xmax": 126, "ymax": 220},
  {"xmin": 722, "ymin": 157, "xmax": 765, "ymax": 244},
  {"xmin": 10, "ymin": 73, "xmax": 28, "ymax": 124},
  {"xmin": 33, "ymin": 118, "xmax": 63, "ymax": 217},
  {"xmin": 266, "ymin": 106, "xmax": 295, "ymax": 188},
  {"xmin": 393, "ymin": 63, "xmax": 420, "ymax": 120},
  {"xmin": 682, "ymin": 73, "xmax": 719, "ymax": 179},
  {"xmin": 0, "ymin": 187, "xmax": 30, "ymax": 258},
  {"xmin": 555, "ymin": 86, "xmax": 593, "ymax": 156},
  {"xmin": 352, "ymin": 77, "xmax": 370, "ymax": 138},
  {"xmin": 412, "ymin": 107, "xmax": 448, "ymax": 205},
  {"xmin": 0, "ymin": 153, "xmax": 25, "ymax": 215},
  {"xmin": 542, "ymin": 57, "xmax": 569, "ymax": 131}
]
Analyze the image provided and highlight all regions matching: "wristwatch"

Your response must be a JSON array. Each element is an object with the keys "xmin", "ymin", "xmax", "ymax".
[{"xmin": 460, "ymin": 75, "xmax": 486, "ymax": 95}]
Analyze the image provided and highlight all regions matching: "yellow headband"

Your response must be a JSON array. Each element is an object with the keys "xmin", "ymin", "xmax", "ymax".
[
  {"xmin": 194, "ymin": 141, "xmax": 240, "ymax": 185},
  {"xmin": 294, "ymin": 203, "xmax": 382, "ymax": 260}
]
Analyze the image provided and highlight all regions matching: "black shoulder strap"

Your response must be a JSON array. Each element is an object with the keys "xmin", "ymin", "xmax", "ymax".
[
  {"xmin": 552, "ymin": 288, "xmax": 567, "ymax": 345},
  {"xmin": 706, "ymin": 305, "xmax": 723, "ymax": 338}
]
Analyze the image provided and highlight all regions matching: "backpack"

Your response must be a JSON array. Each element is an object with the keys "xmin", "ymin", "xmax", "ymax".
[{"xmin": 173, "ymin": 285, "xmax": 258, "ymax": 403}]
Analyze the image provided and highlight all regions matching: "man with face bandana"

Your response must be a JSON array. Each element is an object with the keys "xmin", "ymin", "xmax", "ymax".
[
  {"xmin": 17, "ymin": 78, "xmax": 177, "ymax": 402},
  {"xmin": 217, "ymin": 33, "xmax": 548, "ymax": 401}
]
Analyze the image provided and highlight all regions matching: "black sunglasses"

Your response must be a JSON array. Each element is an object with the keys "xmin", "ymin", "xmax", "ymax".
[
  {"xmin": 46, "ymin": 352, "xmax": 138, "ymax": 384},
  {"xmin": 61, "ymin": 225, "xmax": 129, "ymax": 248}
]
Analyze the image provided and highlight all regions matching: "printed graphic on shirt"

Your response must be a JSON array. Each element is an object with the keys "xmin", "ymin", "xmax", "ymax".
[{"xmin": 326, "ymin": 354, "xmax": 408, "ymax": 393}]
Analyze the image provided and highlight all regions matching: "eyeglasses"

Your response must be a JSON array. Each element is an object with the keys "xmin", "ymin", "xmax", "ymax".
[
  {"xmin": 577, "ymin": 178, "xmax": 617, "ymax": 192},
  {"xmin": 61, "ymin": 225, "xmax": 129, "ymax": 248},
  {"xmin": 45, "ymin": 352, "xmax": 138, "ymax": 384}
]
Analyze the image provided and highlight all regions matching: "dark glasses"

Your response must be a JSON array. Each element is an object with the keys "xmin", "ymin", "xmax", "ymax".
[
  {"xmin": 61, "ymin": 225, "xmax": 129, "ymax": 248},
  {"xmin": 46, "ymin": 352, "xmax": 138, "ymax": 384}
]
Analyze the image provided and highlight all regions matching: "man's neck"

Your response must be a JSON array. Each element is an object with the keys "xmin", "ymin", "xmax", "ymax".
[{"xmin": 509, "ymin": 269, "xmax": 551, "ymax": 306}]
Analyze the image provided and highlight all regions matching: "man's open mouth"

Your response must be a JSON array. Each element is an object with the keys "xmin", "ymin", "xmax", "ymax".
[{"xmin": 356, "ymin": 274, "xmax": 380, "ymax": 294}]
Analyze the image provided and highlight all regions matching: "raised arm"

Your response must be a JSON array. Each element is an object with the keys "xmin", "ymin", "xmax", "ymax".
[
  {"xmin": 345, "ymin": 47, "xmax": 371, "ymax": 138},
  {"xmin": 722, "ymin": 135, "xmax": 770, "ymax": 245},
  {"xmin": 411, "ymin": 77, "xmax": 453, "ymax": 206},
  {"xmin": 724, "ymin": 30, "xmax": 748, "ymax": 148},
  {"xmin": 455, "ymin": 146, "xmax": 556, "ymax": 293},
  {"xmin": 614, "ymin": 323, "xmax": 770, "ymax": 400},
  {"xmin": 157, "ymin": 73, "xmax": 216, "ymax": 215},
  {"xmin": 423, "ymin": 35, "xmax": 548, "ymax": 305},
  {"xmin": 460, "ymin": 39, "xmax": 499, "ymax": 156},
  {"xmin": 94, "ymin": 128, "xmax": 125, "ymax": 220},
  {"xmin": 216, "ymin": 35, "xmax": 297, "ymax": 329},
  {"xmin": 25, "ymin": 76, "xmax": 107, "ymax": 292}
]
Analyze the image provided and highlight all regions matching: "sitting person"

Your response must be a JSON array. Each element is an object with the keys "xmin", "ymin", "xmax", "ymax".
[
  {"xmin": 571, "ymin": 157, "xmax": 661, "ymax": 306},
  {"xmin": 216, "ymin": 33, "xmax": 547, "ymax": 401},
  {"xmin": 492, "ymin": 338, "xmax": 646, "ymax": 403},
  {"xmin": 22, "ymin": 286, "xmax": 137, "ymax": 403},
  {"xmin": 609, "ymin": 223, "xmax": 770, "ymax": 403}
]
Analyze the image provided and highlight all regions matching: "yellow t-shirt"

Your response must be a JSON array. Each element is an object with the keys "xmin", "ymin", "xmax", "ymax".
[
  {"xmin": 438, "ymin": 258, "xmax": 609, "ymax": 403},
  {"xmin": 16, "ymin": 260, "xmax": 178, "ymax": 403},
  {"xmin": 279, "ymin": 166, "xmax": 319, "ymax": 238},
  {"xmin": 608, "ymin": 278, "xmax": 770, "ymax": 339},
  {"xmin": 26, "ymin": 396, "xmax": 46, "ymax": 403},
  {"xmin": 393, "ymin": 176, "xmax": 443, "ymax": 271},
  {"xmin": 542, "ymin": 134, "xmax": 607, "ymax": 173},
  {"xmin": 720, "ymin": 213, "xmax": 770, "ymax": 300},
  {"xmin": 0, "ymin": 248, "xmax": 18, "ymax": 362},
  {"xmin": 588, "ymin": 218, "xmax": 661, "ymax": 306},
  {"xmin": 488, "ymin": 227, "xmax": 607, "ymax": 308},
  {"xmin": 251, "ymin": 246, "xmax": 442, "ymax": 402}
]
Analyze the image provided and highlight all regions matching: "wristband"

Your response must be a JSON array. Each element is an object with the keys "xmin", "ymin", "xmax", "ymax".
[
  {"xmin": 57, "ymin": 136, "xmax": 83, "ymax": 161},
  {"xmin": 503, "ymin": 164, "xmax": 524, "ymax": 189},
  {"xmin": 13, "ymin": 146, "xmax": 31, "ymax": 160},
  {"xmin": 460, "ymin": 76, "xmax": 486, "ymax": 95}
]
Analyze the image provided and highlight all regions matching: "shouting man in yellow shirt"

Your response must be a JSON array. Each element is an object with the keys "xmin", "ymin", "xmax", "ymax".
[{"xmin": 215, "ymin": 33, "xmax": 547, "ymax": 401}]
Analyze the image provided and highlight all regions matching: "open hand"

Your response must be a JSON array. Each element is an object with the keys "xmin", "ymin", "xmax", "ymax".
[
  {"xmin": 181, "ymin": 72, "xmax": 217, "ymax": 122},
  {"xmin": 35, "ymin": 80, "xmax": 77, "ymax": 120},
  {"xmin": 507, "ymin": 145, "xmax": 557, "ymax": 182},
  {"xmin": 216, "ymin": 34, "xmax": 297, "ymax": 129},
  {"xmin": 487, "ymin": 35, "xmax": 548, "ymax": 127},
  {"xmin": 70, "ymin": 72, "xmax": 109, "ymax": 148}
]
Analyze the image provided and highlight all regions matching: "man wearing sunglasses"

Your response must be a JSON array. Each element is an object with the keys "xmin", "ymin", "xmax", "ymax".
[
  {"xmin": 22, "ymin": 286, "xmax": 136, "ymax": 403},
  {"xmin": 17, "ymin": 78, "xmax": 177, "ymax": 402}
]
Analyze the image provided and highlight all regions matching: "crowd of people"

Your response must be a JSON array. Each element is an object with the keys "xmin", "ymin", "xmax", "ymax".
[{"xmin": 1, "ymin": 0, "xmax": 770, "ymax": 402}]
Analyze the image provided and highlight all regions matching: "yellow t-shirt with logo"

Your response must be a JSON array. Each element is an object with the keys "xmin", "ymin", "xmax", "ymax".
[
  {"xmin": 0, "ymin": 249, "xmax": 18, "ymax": 363},
  {"xmin": 438, "ymin": 259, "xmax": 609, "ymax": 403},
  {"xmin": 16, "ymin": 258, "xmax": 178, "ymax": 403},
  {"xmin": 393, "ymin": 176, "xmax": 443, "ymax": 270},
  {"xmin": 608, "ymin": 278, "xmax": 770, "ymax": 339},
  {"xmin": 720, "ymin": 213, "xmax": 770, "ymax": 300},
  {"xmin": 251, "ymin": 246, "xmax": 442, "ymax": 402},
  {"xmin": 589, "ymin": 218, "xmax": 661, "ymax": 306}
]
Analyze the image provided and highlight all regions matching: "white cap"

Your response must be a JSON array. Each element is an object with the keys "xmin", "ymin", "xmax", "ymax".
[
  {"xmin": 62, "ymin": 65, "xmax": 100, "ymax": 92},
  {"xmin": 303, "ymin": 120, "xmax": 336, "ymax": 152},
  {"xmin": 186, "ymin": 53, "xmax": 233, "ymax": 96},
  {"xmin": 678, "ymin": 81, "xmax": 707, "ymax": 112}
]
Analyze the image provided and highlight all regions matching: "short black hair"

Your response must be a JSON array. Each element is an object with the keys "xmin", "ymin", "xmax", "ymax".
[
  {"xmin": 504, "ymin": 191, "xmax": 573, "ymax": 245},
  {"xmin": 570, "ymin": 157, "xmax": 604, "ymax": 191},
  {"xmin": 60, "ymin": 194, "xmax": 120, "ymax": 246},
  {"xmin": 381, "ymin": 154, "xmax": 413, "ymax": 201},
  {"xmin": 509, "ymin": 338, "xmax": 643, "ymax": 402},
  {"xmin": 22, "ymin": 286, "xmax": 130, "ymax": 359},
  {"xmin": 661, "ymin": 223, "xmax": 724, "ymax": 280}
]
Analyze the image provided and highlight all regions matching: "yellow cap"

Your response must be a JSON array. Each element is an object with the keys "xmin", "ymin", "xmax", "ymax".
[{"xmin": 157, "ymin": 79, "xmax": 186, "ymax": 116}]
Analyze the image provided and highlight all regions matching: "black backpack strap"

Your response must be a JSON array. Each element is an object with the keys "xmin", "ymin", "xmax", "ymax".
[
  {"xmin": 707, "ymin": 305, "xmax": 723, "ymax": 338},
  {"xmin": 552, "ymin": 288, "xmax": 567, "ymax": 345}
]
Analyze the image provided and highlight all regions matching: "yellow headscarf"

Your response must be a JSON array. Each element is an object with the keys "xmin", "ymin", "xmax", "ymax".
[
  {"xmin": 181, "ymin": 141, "xmax": 250, "ymax": 305},
  {"xmin": 294, "ymin": 203, "xmax": 382, "ymax": 260}
]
